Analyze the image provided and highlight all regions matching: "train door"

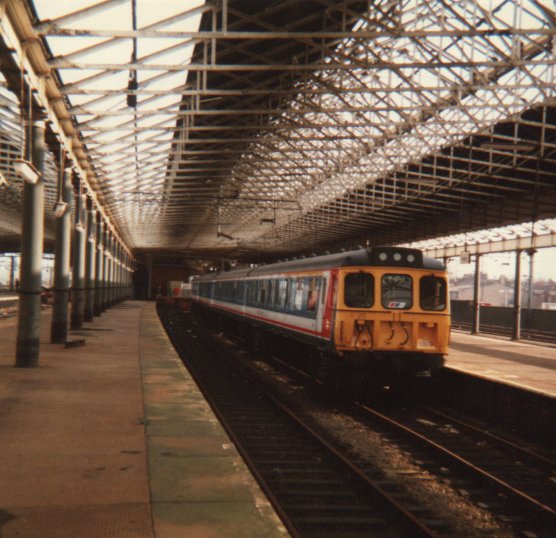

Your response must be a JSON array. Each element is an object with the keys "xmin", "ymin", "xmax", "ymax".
[
  {"xmin": 314, "ymin": 272, "xmax": 330, "ymax": 336},
  {"xmin": 306, "ymin": 276, "xmax": 320, "ymax": 335}
]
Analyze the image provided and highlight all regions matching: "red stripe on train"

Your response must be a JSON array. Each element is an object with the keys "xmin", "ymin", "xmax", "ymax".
[{"xmin": 194, "ymin": 297, "xmax": 332, "ymax": 340}]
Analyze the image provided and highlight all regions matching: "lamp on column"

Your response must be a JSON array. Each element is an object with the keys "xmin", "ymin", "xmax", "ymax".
[
  {"xmin": 53, "ymin": 159, "xmax": 69, "ymax": 217},
  {"xmin": 75, "ymin": 179, "xmax": 85, "ymax": 232},
  {"xmin": 53, "ymin": 202, "xmax": 68, "ymax": 218},
  {"xmin": 13, "ymin": 158, "xmax": 40, "ymax": 184}
]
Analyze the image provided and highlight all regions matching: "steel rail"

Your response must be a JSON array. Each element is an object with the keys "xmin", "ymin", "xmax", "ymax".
[
  {"xmin": 420, "ymin": 405, "xmax": 556, "ymax": 469},
  {"xmin": 161, "ymin": 307, "xmax": 439, "ymax": 537},
  {"xmin": 250, "ymin": 378, "xmax": 438, "ymax": 537},
  {"xmin": 357, "ymin": 402, "xmax": 556, "ymax": 519}
]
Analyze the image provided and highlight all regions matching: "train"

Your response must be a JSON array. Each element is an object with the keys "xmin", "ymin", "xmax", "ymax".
[{"xmin": 190, "ymin": 246, "xmax": 450, "ymax": 388}]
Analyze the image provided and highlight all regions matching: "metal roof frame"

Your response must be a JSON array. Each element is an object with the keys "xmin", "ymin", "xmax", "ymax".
[{"xmin": 0, "ymin": 0, "xmax": 555, "ymax": 264}]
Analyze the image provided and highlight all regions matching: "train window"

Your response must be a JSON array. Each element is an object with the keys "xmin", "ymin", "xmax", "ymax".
[
  {"xmin": 273, "ymin": 279, "xmax": 280, "ymax": 306},
  {"xmin": 277, "ymin": 279, "xmax": 288, "ymax": 308},
  {"xmin": 345, "ymin": 273, "xmax": 374, "ymax": 308},
  {"xmin": 420, "ymin": 276, "xmax": 447, "ymax": 311},
  {"xmin": 286, "ymin": 278, "xmax": 296, "ymax": 310},
  {"xmin": 381, "ymin": 274, "xmax": 412, "ymax": 309},
  {"xmin": 246, "ymin": 280, "xmax": 256, "ymax": 305},
  {"xmin": 306, "ymin": 277, "xmax": 320, "ymax": 311},
  {"xmin": 294, "ymin": 279, "xmax": 305, "ymax": 311},
  {"xmin": 200, "ymin": 282, "xmax": 212, "ymax": 298},
  {"xmin": 259, "ymin": 281, "xmax": 266, "ymax": 304},
  {"xmin": 232, "ymin": 281, "xmax": 238, "ymax": 302},
  {"xmin": 267, "ymin": 280, "xmax": 275, "ymax": 306}
]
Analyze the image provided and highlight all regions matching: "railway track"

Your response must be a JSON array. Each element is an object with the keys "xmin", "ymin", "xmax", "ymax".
[
  {"xmin": 259, "ymin": 345, "xmax": 556, "ymax": 537},
  {"xmin": 351, "ymin": 403, "xmax": 556, "ymax": 537},
  {"xmin": 160, "ymin": 306, "xmax": 447, "ymax": 537},
  {"xmin": 242, "ymin": 337, "xmax": 556, "ymax": 531},
  {"xmin": 452, "ymin": 322, "xmax": 556, "ymax": 345},
  {"xmin": 161, "ymin": 305, "xmax": 556, "ymax": 536}
]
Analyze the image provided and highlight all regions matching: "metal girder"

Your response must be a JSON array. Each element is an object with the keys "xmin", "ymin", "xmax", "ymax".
[
  {"xmin": 421, "ymin": 229, "xmax": 556, "ymax": 259},
  {"xmin": 1, "ymin": 0, "xmax": 556, "ymax": 262}
]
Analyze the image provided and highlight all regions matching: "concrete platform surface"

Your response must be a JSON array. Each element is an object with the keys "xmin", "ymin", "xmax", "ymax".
[
  {"xmin": 0, "ymin": 302, "xmax": 288, "ymax": 538},
  {"xmin": 448, "ymin": 330, "xmax": 556, "ymax": 397}
]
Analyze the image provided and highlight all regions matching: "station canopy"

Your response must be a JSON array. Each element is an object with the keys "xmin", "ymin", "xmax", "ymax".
[{"xmin": 0, "ymin": 0, "xmax": 556, "ymax": 262}]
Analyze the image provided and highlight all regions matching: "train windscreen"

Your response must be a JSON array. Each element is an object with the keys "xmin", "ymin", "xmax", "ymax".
[{"xmin": 381, "ymin": 274, "xmax": 412, "ymax": 309}]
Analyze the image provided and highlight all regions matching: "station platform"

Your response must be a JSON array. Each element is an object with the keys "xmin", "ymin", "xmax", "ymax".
[
  {"xmin": 447, "ymin": 331, "xmax": 556, "ymax": 397},
  {"xmin": 0, "ymin": 301, "xmax": 287, "ymax": 538},
  {"xmin": 0, "ymin": 293, "xmax": 18, "ymax": 318}
]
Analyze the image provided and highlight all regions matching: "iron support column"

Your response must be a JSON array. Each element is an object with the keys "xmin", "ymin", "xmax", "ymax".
[
  {"xmin": 50, "ymin": 168, "xmax": 73, "ymax": 343},
  {"xmin": 126, "ymin": 261, "xmax": 129, "ymax": 299},
  {"xmin": 526, "ymin": 248, "xmax": 537, "ymax": 311},
  {"xmin": 84, "ymin": 200, "xmax": 96, "ymax": 322},
  {"xmin": 9, "ymin": 255, "xmax": 16, "ymax": 291},
  {"xmin": 110, "ymin": 236, "xmax": 116, "ymax": 306},
  {"xmin": 120, "ymin": 247, "xmax": 125, "ymax": 301},
  {"xmin": 471, "ymin": 254, "xmax": 481, "ymax": 334},
  {"xmin": 147, "ymin": 254, "xmax": 153, "ymax": 300},
  {"xmin": 101, "ymin": 228, "xmax": 109, "ymax": 311},
  {"xmin": 115, "ymin": 243, "xmax": 121, "ymax": 303},
  {"xmin": 15, "ymin": 120, "xmax": 46, "ymax": 367},
  {"xmin": 512, "ymin": 250, "xmax": 522, "ymax": 340},
  {"xmin": 125, "ymin": 254, "xmax": 131, "ymax": 299},
  {"xmin": 70, "ymin": 185, "xmax": 86, "ymax": 330},
  {"xmin": 94, "ymin": 216, "xmax": 103, "ymax": 316},
  {"xmin": 106, "ymin": 232, "xmax": 114, "ymax": 308}
]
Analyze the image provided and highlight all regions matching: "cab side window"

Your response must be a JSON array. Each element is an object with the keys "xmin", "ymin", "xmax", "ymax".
[
  {"xmin": 344, "ymin": 273, "xmax": 374, "ymax": 308},
  {"xmin": 420, "ymin": 276, "xmax": 447, "ymax": 311}
]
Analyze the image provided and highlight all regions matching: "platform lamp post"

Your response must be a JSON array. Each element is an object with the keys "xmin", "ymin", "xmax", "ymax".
[
  {"xmin": 51, "ymin": 166, "xmax": 73, "ymax": 343},
  {"xmin": 15, "ymin": 120, "xmax": 46, "ymax": 367}
]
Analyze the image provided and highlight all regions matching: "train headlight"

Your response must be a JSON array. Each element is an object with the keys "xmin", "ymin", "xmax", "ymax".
[
  {"xmin": 379, "ymin": 252, "xmax": 388, "ymax": 261},
  {"xmin": 407, "ymin": 254, "xmax": 415, "ymax": 263},
  {"xmin": 393, "ymin": 253, "xmax": 402, "ymax": 261}
]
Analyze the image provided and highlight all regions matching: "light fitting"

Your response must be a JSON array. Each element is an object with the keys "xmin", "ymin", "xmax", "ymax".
[
  {"xmin": 13, "ymin": 159, "xmax": 40, "ymax": 184},
  {"xmin": 53, "ymin": 201, "xmax": 68, "ymax": 218}
]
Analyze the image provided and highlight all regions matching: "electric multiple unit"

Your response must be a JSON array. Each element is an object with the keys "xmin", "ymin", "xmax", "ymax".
[{"xmin": 191, "ymin": 247, "xmax": 450, "ymax": 382}]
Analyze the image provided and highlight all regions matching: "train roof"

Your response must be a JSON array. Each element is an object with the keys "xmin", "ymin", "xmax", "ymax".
[{"xmin": 194, "ymin": 247, "xmax": 445, "ymax": 282}]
